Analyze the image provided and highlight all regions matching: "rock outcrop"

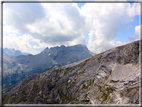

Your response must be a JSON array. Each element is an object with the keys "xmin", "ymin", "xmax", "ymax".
[{"xmin": 3, "ymin": 40, "xmax": 141, "ymax": 104}]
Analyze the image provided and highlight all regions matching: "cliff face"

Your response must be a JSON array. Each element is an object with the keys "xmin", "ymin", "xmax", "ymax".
[{"xmin": 3, "ymin": 40, "xmax": 141, "ymax": 104}]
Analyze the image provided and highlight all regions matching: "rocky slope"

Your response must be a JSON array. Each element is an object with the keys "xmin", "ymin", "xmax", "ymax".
[
  {"xmin": 3, "ymin": 44, "xmax": 93, "ymax": 92},
  {"xmin": 3, "ymin": 40, "xmax": 141, "ymax": 104}
]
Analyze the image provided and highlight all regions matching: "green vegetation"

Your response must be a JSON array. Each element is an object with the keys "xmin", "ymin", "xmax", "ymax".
[
  {"xmin": 10, "ymin": 96, "xmax": 27, "ymax": 104},
  {"xmin": 110, "ymin": 80, "xmax": 119, "ymax": 83},
  {"xmin": 14, "ymin": 98, "xmax": 22, "ymax": 104},
  {"xmin": 3, "ymin": 95, "xmax": 10, "ymax": 104},
  {"xmin": 120, "ymin": 91, "xmax": 123, "ymax": 97},
  {"xmin": 96, "ymin": 85, "xmax": 109, "ymax": 103},
  {"xmin": 29, "ymin": 97, "xmax": 34, "ymax": 102},
  {"xmin": 14, "ymin": 98, "xmax": 21, "ymax": 104},
  {"xmin": 63, "ymin": 68, "xmax": 72, "ymax": 76},
  {"xmin": 99, "ymin": 67, "xmax": 101, "ymax": 70},
  {"xmin": 19, "ymin": 97, "xmax": 27, "ymax": 102},
  {"xmin": 59, "ymin": 91, "xmax": 75, "ymax": 102},
  {"xmin": 74, "ymin": 78, "xmax": 77, "ymax": 81},
  {"xmin": 88, "ymin": 79, "xmax": 94, "ymax": 86},
  {"xmin": 105, "ymin": 87, "xmax": 115, "ymax": 93},
  {"xmin": 54, "ymin": 81, "xmax": 69, "ymax": 90},
  {"xmin": 110, "ymin": 80, "xmax": 114, "ymax": 83},
  {"xmin": 84, "ymin": 94, "xmax": 88, "ymax": 99},
  {"xmin": 120, "ymin": 87, "xmax": 139, "ymax": 97},
  {"xmin": 76, "ymin": 70, "xmax": 85, "ymax": 77},
  {"xmin": 84, "ymin": 58, "xmax": 91, "ymax": 64},
  {"xmin": 82, "ymin": 79, "xmax": 94, "ymax": 90},
  {"xmin": 79, "ymin": 57, "xmax": 92, "ymax": 67},
  {"xmin": 101, "ymin": 92, "xmax": 108, "ymax": 103},
  {"xmin": 32, "ymin": 82, "xmax": 39, "ymax": 92},
  {"xmin": 105, "ymin": 76, "xmax": 109, "ymax": 80},
  {"xmin": 82, "ymin": 84, "xmax": 89, "ymax": 89},
  {"xmin": 39, "ymin": 80, "xmax": 50, "ymax": 89},
  {"xmin": 21, "ymin": 85, "xmax": 29, "ymax": 95}
]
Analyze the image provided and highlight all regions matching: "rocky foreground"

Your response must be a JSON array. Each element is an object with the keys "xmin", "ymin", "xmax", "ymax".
[{"xmin": 3, "ymin": 40, "xmax": 141, "ymax": 104}]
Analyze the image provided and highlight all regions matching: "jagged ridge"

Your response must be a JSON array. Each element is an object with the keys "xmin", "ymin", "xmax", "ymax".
[{"xmin": 3, "ymin": 40, "xmax": 141, "ymax": 104}]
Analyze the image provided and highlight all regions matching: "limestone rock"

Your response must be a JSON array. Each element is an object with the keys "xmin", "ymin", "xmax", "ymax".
[{"xmin": 3, "ymin": 40, "xmax": 140, "ymax": 104}]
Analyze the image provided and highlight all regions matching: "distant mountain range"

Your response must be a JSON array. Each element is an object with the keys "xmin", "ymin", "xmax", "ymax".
[
  {"xmin": 3, "ymin": 48, "xmax": 30, "ymax": 56},
  {"xmin": 3, "ymin": 44, "xmax": 95, "ymax": 92},
  {"xmin": 3, "ymin": 40, "xmax": 140, "ymax": 104}
]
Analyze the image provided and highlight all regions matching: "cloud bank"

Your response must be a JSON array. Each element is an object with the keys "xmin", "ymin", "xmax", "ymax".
[
  {"xmin": 3, "ymin": 3, "xmax": 140, "ymax": 54},
  {"xmin": 80, "ymin": 3, "xmax": 140, "ymax": 53}
]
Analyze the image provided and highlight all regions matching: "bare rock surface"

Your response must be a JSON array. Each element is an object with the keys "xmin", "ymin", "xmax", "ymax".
[{"xmin": 3, "ymin": 40, "xmax": 141, "ymax": 104}]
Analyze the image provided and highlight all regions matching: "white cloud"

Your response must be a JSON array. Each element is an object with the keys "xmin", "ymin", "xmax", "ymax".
[
  {"xmin": 3, "ymin": 3, "xmax": 92, "ymax": 48},
  {"xmin": 133, "ymin": 25, "xmax": 141, "ymax": 40},
  {"xmin": 3, "ymin": 33, "xmax": 87, "ymax": 55},
  {"xmin": 128, "ymin": 25, "xmax": 141, "ymax": 42},
  {"xmin": 3, "ymin": 3, "xmax": 140, "ymax": 54},
  {"xmin": 67, "ymin": 35, "xmax": 87, "ymax": 46},
  {"xmin": 79, "ymin": 3, "xmax": 140, "ymax": 53},
  {"xmin": 3, "ymin": 34, "xmax": 47, "ymax": 54},
  {"xmin": 3, "ymin": 3, "xmax": 46, "ymax": 34}
]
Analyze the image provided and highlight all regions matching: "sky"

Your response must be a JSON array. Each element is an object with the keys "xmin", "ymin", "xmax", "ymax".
[{"xmin": 3, "ymin": 2, "xmax": 141, "ymax": 55}]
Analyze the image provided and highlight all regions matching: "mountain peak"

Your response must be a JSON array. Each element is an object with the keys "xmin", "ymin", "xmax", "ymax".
[
  {"xmin": 44, "ymin": 44, "xmax": 87, "ymax": 51},
  {"xmin": 60, "ymin": 45, "xmax": 66, "ymax": 48},
  {"xmin": 3, "ymin": 40, "xmax": 140, "ymax": 104},
  {"xmin": 3, "ymin": 48, "xmax": 21, "ymax": 56},
  {"xmin": 3, "ymin": 48, "xmax": 30, "ymax": 56},
  {"xmin": 3, "ymin": 44, "xmax": 94, "ymax": 92}
]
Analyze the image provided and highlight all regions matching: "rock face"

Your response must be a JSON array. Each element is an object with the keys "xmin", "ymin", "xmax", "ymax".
[
  {"xmin": 3, "ymin": 40, "xmax": 141, "ymax": 104},
  {"xmin": 3, "ymin": 45, "xmax": 93, "ymax": 92}
]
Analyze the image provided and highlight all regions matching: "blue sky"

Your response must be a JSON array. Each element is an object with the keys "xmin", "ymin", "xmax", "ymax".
[
  {"xmin": 77, "ymin": 3, "xmax": 140, "ymax": 43},
  {"xmin": 116, "ymin": 15, "xmax": 140, "ymax": 43},
  {"xmin": 78, "ymin": 3, "xmax": 85, "ymax": 9},
  {"xmin": 3, "ymin": 3, "xmax": 140, "ymax": 55}
]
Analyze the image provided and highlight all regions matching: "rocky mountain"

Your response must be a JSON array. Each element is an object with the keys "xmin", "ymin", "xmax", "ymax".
[
  {"xmin": 3, "ymin": 44, "xmax": 94, "ymax": 92},
  {"xmin": 44, "ymin": 44, "xmax": 95, "ymax": 65},
  {"xmin": 3, "ymin": 40, "xmax": 141, "ymax": 104},
  {"xmin": 3, "ymin": 48, "xmax": 30, "ymax": 56}
]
